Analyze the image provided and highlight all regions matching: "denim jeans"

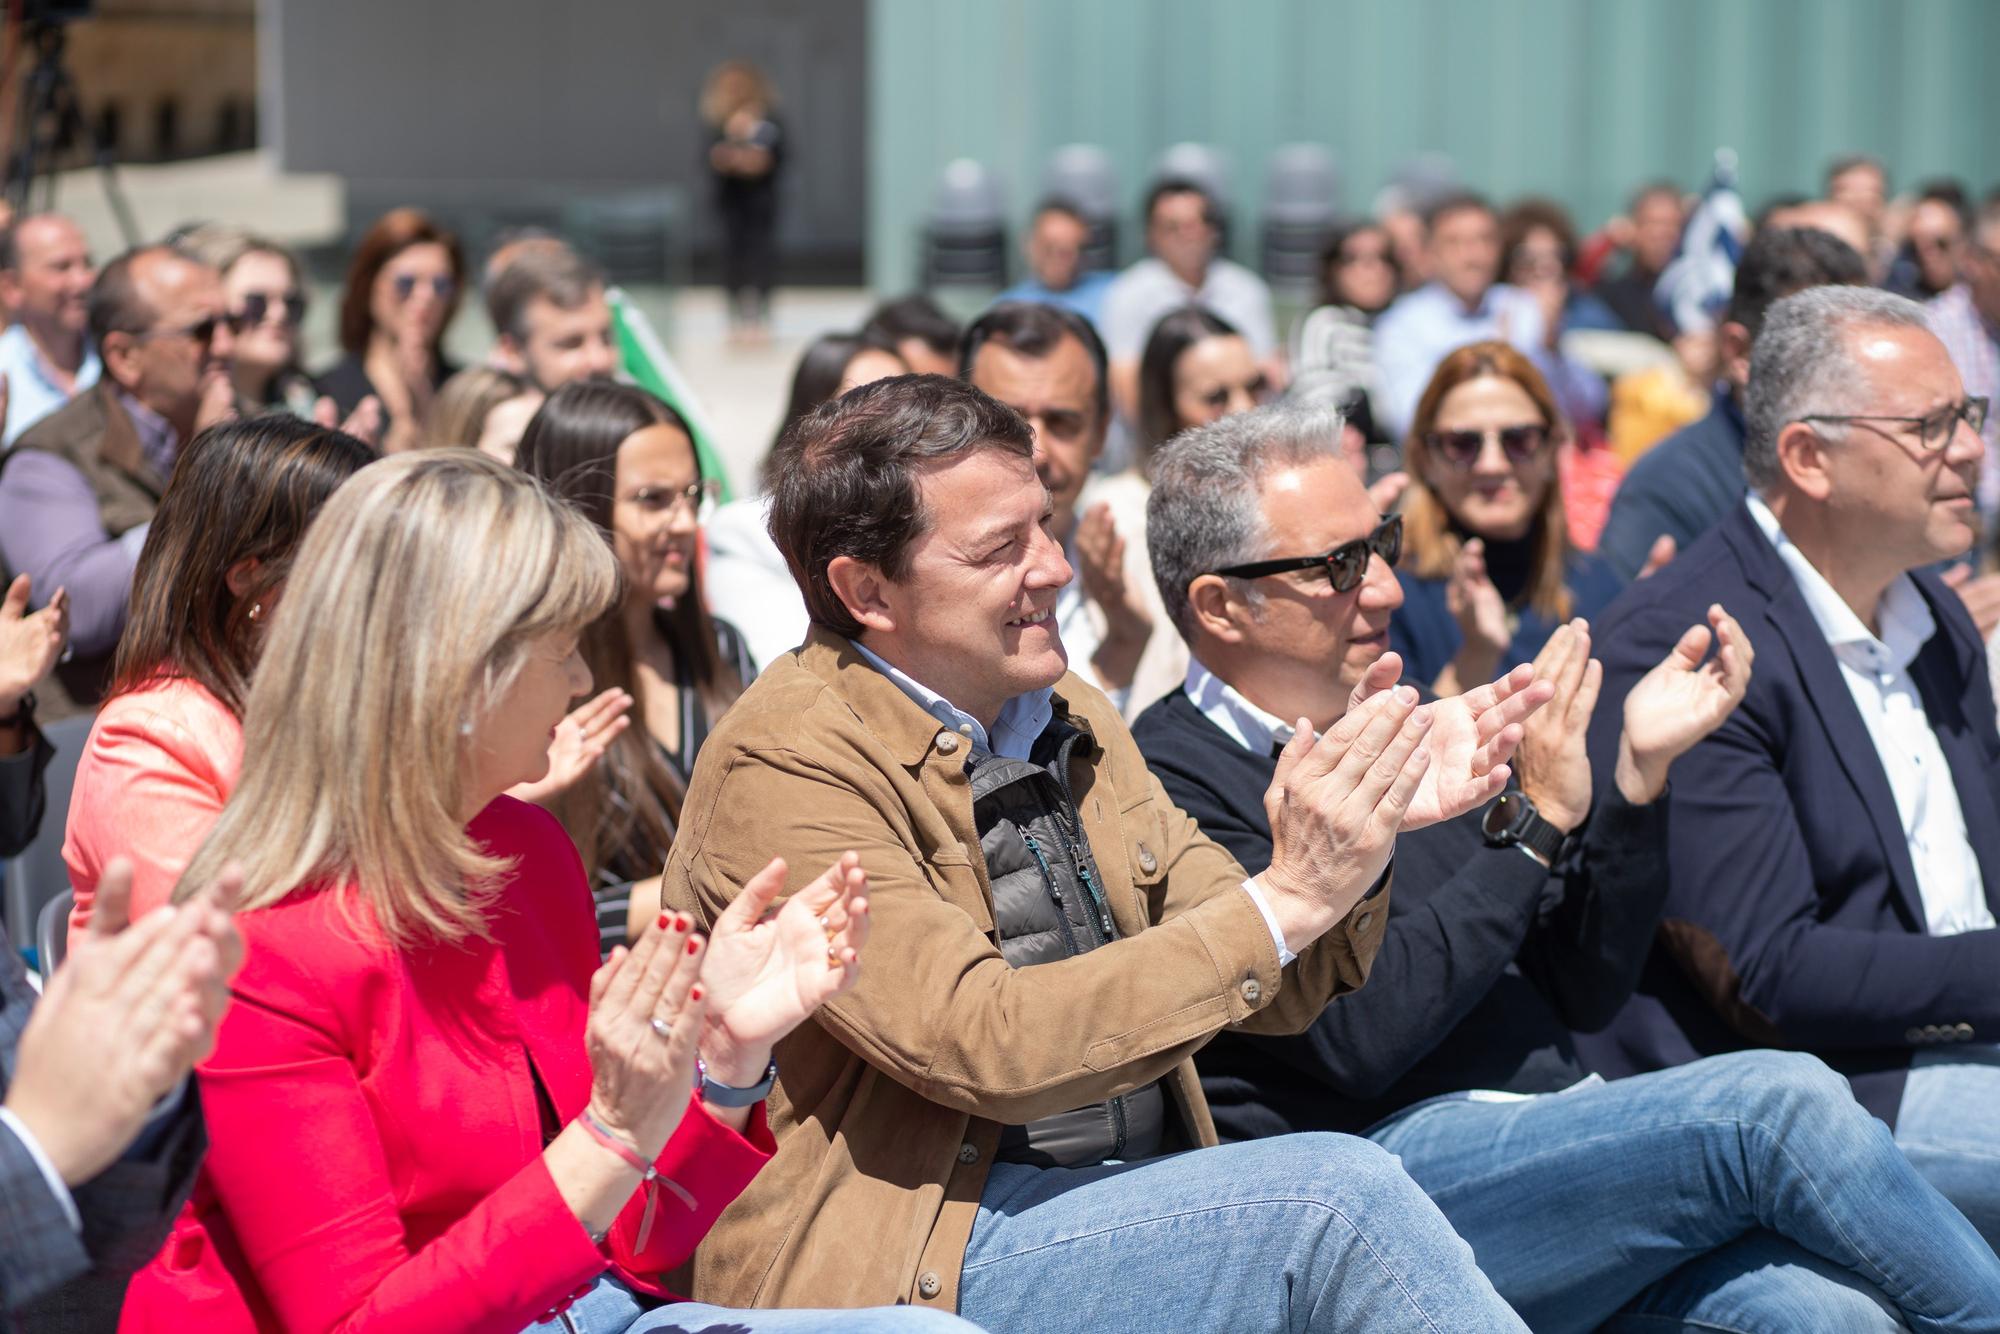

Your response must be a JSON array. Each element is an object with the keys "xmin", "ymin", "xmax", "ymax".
[
  {"xmin": 1366, "ymin": 1051, "xmax": 2000, "ymax": 1333},
  {"xmin": 522, "ymin": 1273, "xmax": 981, "ymax": 1334},
  {"xmin": 1896, "ymin": 1046, "xmax": 2000, "ymax": 1250},
  {"xmin": 957, "ymin": 1133, "xmax": 1528, "ymax": 1332}
]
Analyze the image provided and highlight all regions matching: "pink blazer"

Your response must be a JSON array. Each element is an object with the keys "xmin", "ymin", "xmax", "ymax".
[
  {"xmin": 63, "ymin": 676, "xmax": 243, "ymax": 945},
  {"xmin": 119, "ymin": 797, "xmax": 773, "ymax": 1333}
]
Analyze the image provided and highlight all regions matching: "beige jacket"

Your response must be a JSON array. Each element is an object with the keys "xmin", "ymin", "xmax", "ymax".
[{"xmin": 662, "ymin": 630, "xmax": 1387, "ymax": 1312}]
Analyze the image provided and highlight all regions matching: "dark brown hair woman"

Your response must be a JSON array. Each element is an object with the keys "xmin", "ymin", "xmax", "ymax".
[
  {"xmin": 1387, "ymin": 339, "xmax": 1624, "ymax": 695},
  {"xmin": 63, "ymin": 415, "xmax": 374, "ymax": 939},
  {"xmin": 315, "ymin": 207, "xmax": 466, "ymax": 454},
  {"xmin": 516, "ymin": 380, "xmax": 753, "ymax": 945}
]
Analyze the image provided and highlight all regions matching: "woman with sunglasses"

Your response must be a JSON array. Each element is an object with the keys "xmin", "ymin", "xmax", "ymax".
[
  {"xmin": 1390, "ymin": 340, "xmax": 1624, "ymax": 696},
  {"xmin": 176, "ymin": 225, "xmax": 317, "ymax": 416},
  {"xmin": 517, "ymin": 381, "xmax": 753, "ymax": 951},
  {"xmin": 316, "ymin": 207, "xmax": 465, "ymax": 454}
]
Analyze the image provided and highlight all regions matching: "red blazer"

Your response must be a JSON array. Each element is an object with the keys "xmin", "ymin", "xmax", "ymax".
[{"xmin": 120, "ymin": 796, "xmax": 773, "ymax": 1334}]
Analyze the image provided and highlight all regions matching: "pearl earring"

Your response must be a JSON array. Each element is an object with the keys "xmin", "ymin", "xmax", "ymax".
[{"xmin": 247, "ymin": 603, "xmax": 263, "ymax": 622}]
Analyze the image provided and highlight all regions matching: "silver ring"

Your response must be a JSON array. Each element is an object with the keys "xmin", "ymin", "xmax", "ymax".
[{"xmin": 649, "ymin": 1017, "xmax": 673, "ymax": 1039}]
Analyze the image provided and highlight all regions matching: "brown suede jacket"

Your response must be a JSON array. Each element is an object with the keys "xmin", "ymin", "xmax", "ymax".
[{"xmin": 661, "ymin": 629, "xmax": 1389, "ymax": 1313}]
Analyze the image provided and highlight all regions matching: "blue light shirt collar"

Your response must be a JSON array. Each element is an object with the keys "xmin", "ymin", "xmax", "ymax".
[{"xmin": 847, "ymin": 639, "xmax": 1055, "ymax": 762}]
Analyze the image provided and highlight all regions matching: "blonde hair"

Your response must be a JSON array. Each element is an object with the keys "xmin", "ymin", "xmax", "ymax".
[
  {"xmin": 427, "ymin": 365, "xmax": 534, "ymax": 451},
  {"xmin": 1401, "ymin": 340, "xmax": 1573, "ymax": 624},
  {"xmin": 175, "ymin": 450, "xmax": 619, "ymax": 948}
]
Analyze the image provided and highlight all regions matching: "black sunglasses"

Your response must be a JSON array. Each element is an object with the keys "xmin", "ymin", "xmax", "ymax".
[
  {"xmin": 1214, "ymin": 515, "xmax": 1402, "ymax": 594},
  {"xmin": 391, "ymin": 273, "xmax": 457, "ymax": 302},
  {"xmin": 228, "ymin": 290, "xmax": 305, "ymax": 331},
  {"xmin": 133, "ymin": 315, "xmax": 220, "ymax": 347},
  {"xmin": 1424, "ymin": 423, "xmax": 1549, "ymax": 468}
]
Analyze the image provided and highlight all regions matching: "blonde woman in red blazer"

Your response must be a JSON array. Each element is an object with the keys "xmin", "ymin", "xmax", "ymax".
[{"xmin": 119, "ymin": 451, "xmax": 973, "ymax": 1334}]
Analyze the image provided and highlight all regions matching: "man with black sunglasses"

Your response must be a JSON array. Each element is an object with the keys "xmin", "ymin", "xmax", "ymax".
[
  {"xmin": 1132, "ymin": 403, "xmax": 2000, "ymax": 1328},
  {"xmin": 0, "ymin": 244, "xmax": 236, "ymax": 718}
]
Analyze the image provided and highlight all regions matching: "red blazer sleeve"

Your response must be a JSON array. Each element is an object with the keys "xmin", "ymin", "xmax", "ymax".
[
  {"xmin": 611, "ymin": 1096, "xmax": 775, "ymax": 1295},
  {"xmin": 197, "ymin": 990, "xmax": 609, "ymax": 1334}
]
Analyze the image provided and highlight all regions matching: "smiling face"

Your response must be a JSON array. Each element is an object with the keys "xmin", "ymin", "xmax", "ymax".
[
  {"xmin": 5, "ymin": 215, "xmax": 93, "ymax": 336},
  {"xmin": 369, "ymin": 240, "xmax": 456, "ymax": 348},
  {"xmin": 1811, "ymin": 324, "xmax": 1984, "ymax": 571},
  {"xmin": 967, "ymin": 333, "xmax": 1104, "ymax": 541},
  {"xmin": 1429, "ymin": 205, "xmax": 1501, "ymax": 307},
  {"xmin": 865, "ymin": 446, "xmax": 1073, "ymax": 725},
  {"xmin": 1026, "ymin": 208, "xmax": 1090, "ymax": 292},
  {"xmin": 517, "ymin": 286, "xmax": 619, "ymax": 392},
  {"xmin": 1171, "ymin": 333, "xmax": 1267, "ymax": 433},
  {"xmin": 1422, "ymin": 373, "xmax": 1557, "ymax": 541},
  {"xmin": 610, "ymin": 421, "xmax": 703, "ymax": 607},
  {"xmin": 224, "ymin": 249, "xmax": 300, "ymax": 380}
]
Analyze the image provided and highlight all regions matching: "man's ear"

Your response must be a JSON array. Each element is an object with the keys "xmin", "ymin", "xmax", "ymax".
[
  {"xmin": 99, "ymin": 330, "xmax": 142, "ymax": 387},
  {"xmin": 1774, "ymin": 420, "xmax": 1835, "ymax": 502},
  {"xmin": 1188, "ymin": 573, "xmax": 1253, "ymax": 646},
  {"xmin": 826, "ymin": 555, "xmax": 897, "ymax": 635},
  {"xmin": 490, "ymin": 334, "xmax": 525, "ymax": 376}
]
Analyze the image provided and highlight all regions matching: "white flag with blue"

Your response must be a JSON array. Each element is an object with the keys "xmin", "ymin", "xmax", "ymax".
[{"xmin": 1653, "ymin": 149, "xmax": 1748, "ymax": 336}]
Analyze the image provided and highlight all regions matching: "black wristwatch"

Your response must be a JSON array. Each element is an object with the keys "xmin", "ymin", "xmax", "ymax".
[{"xmin": 1481, "ymin": 792, "xmax": 1569, "ymax": 868}]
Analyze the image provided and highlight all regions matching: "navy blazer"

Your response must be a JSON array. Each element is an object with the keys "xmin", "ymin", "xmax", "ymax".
[{"xmin": 1582, "ymin": 500, "xmax": 2000, "ymax": 1125}]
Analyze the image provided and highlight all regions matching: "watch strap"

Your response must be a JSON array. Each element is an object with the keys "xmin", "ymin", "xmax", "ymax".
[{"xmin": 697, "ymin": 1057, "xmax": 777, "ymax": 1108}]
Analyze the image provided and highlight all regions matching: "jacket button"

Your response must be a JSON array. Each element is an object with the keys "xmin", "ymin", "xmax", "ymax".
[
  {"xmin": 1905, "ymin": 1027, "xmax": 1925, "ymax": 1044},
  {"xmin": 957, "ymin": 1142, "xmax": 980, "ymax": 1165},
  {"xmin": 1239, "ymin": 978, "xmax": 1262, "ymax": 1006},
  {"xmin": 1136, "ymin": 843, "xmax": 1158, "ymax": 874},
  {"xmin": 918, "ymin": 1271, "xmax": 942, "ymax": 1299},
  {"xmin": 1954, "ymin": 1022, "xmax": 1975, "ymax": 1041},
  {"xmin": 935, "ymin": 733, "xmax": 960, "ymax": 755}
]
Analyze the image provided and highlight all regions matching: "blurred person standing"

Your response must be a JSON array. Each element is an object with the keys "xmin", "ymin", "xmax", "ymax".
[
  {"xmin": 705, "ymin": 330, "xmax": 907, "ymax": 672},
  {"xmin": 1288, "ymin": 219, "xmax": 1400, "ymax": 442},
  {"xmin": 489, "ymin": 245, "xmax": 622, "ymax": 393},
  {"xmin": 1888, "ymin": 182, "xmax": 1970, "ymax": 302},
  {"xmin": 176, "ymin": 224, "xmax": 316, "ymax": 416},
  {"xmin": 1588, "ymin": 182, "xmax": 1686, "ymax": 340},
  {"xmin": 0, "ymin": 213, "xmax": 97, "ymax": 445},
  {"xmin": 425, "ymin": 365, "xmax": 543, "ymax": 462},
  {"xmin": 315, "ymin": 208, "xmax": 463, "ymax": 454},
  {"xmin": 1374, "ymin": 193, "xmax": 1601, "ymax": 443},
  {"xmin": 1595, "ymin": 226, "xmax": 1869, "ymax": 582},
  {"xmin": 1826, "ymin": 152, "xmax": 1893, "ymax": 274},
  {"xmin": 1102, "ymin": 178, "xmax": 1278, "ymax": 429},
  {"xmin": 0, "ymin": 245, "xmax": 238, "ymax": 719},
  {"xmin": 995, "ymin": 199, "xmax": 1115, "ymax": 327},
  {"xmin": 701, "ymin": 61, "xmax": 784, "ymax": 346}
]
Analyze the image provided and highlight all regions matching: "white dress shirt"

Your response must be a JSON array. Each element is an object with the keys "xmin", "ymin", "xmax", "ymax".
[{"xmin": 1748, "ymin": 495, "xmax": 1996, "ymax": 936}]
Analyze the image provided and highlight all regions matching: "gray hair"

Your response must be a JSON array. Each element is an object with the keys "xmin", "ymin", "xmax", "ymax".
[
  {"xmin": 1146, "ymin": 403, "xmax": 1345, "ymax": 642},
  {"xmin": 1742, "ymin": 286, "xmax": 1934, "ymax": 491}
]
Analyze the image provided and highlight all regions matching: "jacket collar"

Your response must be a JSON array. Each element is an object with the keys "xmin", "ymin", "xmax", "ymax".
[
  {"xmin": 796, "ymin": 626, "xmax": 1094, "ymax": 768},
  {"xmin": 89, "ymin": 378, "xmax": 158, "ymax": 486}
]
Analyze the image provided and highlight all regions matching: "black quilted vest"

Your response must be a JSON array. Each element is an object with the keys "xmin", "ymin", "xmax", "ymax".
[{"xmin": 968, "ymin": 719, "xmax": 1166, "ymax": 1167}]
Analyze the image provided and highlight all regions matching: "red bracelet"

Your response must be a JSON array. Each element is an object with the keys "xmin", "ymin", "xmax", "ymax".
[{"xmin": 579, "ymin": 1109, "xmax": 662, "ymax": 1250}]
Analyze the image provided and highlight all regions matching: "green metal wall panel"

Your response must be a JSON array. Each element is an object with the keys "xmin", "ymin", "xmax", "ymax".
[{"xmin": 867, "ymin": 0, "xmax": 2000, "ymax": 290}]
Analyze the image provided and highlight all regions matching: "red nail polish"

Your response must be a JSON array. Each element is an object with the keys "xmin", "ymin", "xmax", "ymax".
[
  {"xmin": 689, "ymin": 986, "xmax": 703, "ymax": 1000},
  {"xmin": 675, "ymin": 914, "xmax": 691, "ymax": 932},
  {"xmin": 657, "ymin": 912, "xmax": 671, "ymax": 930},
  {"xmin": 685, "ymin": 937, "xmax": 699, "ymax": 955}
]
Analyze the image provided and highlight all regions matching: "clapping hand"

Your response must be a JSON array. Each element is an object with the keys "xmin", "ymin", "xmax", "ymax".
[
  {"xmin": 1074, "ymin": 501, "xmax": 1154, "ymax": 683},
  {"xmin": 1614, "ymin": 603, "xmax": 1753, "ymax": 802},
  {"xmin": 1441, "ymin": 538, "xmax": 1511, "ymax": 692},
  {"xmin": 583, "ymin": 913, "xmax": 709, "ymax": 1160},
  {"xmin": 1347, "ymin": 650, "xmax": 1554, "ymax": 830},
  {"xmin": 1512, "ymin": 620, "xmax": 1600, "ymax": 832},
  {"xmin": 695, "ymin": 853, "xmax": 869, "ymax": 1086},
  {"xmin": 0, "ymin": 573, "xmax": 67, "ymax": 714},
  {"xmin": 508, "ymin": 687, "xmax": 633, "ymax": 807},
  {"xmin": 4, "ymin": 858, "xmax": 242, "ymax": 1186}
]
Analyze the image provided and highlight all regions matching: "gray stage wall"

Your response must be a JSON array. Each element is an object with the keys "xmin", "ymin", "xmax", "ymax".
[{"xmin": 262, "ymin": 0, "xmax": 868, "ymax": 281}]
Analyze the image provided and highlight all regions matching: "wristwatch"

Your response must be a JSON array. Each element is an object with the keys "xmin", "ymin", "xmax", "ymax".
[
  {"xmin": 696, "ymin": 1057, "xmax": 778, "ymax": 1108},
  {"xmin": 1481, "ymin": 791, "xmax": 1569, "ymax": 868}
]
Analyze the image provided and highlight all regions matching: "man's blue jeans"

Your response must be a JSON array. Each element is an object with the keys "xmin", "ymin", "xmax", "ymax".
[
  {"xmin": 1367, "ymin": 1050, "xmax": 2000, "ymax": 1333},
  {"xmin": 957, "ymin": 1133, "xmax": 1529, "ymax": 1332},
  {"xmin": 1896, "ymin": 1046, "xmax": 2000, "ymax": 1249},
  {"xmin": 522, "ymin": 1274, "xmax": 980, "ymax": 1333}
]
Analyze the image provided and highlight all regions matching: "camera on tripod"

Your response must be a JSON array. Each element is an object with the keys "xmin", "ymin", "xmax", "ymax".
[{"xmin": 5, "ymin": 0, "xmax": 136, "ymax": 242}]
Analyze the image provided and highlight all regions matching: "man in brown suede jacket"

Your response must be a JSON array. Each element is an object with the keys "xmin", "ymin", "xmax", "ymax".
[{"xmin": 657, "ymin": 376, "xmax": 1545, "ymax": 1331}]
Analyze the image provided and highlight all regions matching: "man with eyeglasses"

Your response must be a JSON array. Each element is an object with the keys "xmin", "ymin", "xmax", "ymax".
[
  {"xmin": 1927, "ymin": 193, "xmax": 2000, "ymax": 517},
  {"xmin": 0, "ymin": 244, "xmax": 236, "ymax": 718},
  {"xmin": 1130, "ymin": 402, "xmax": 2000, "ymax": 1327},
  {"xmin": 1584, "ymin": 285, "xmax": 2000, "ymax": 1251},
  {"xmin": 0, "ymin": 213, "xmax": 98, "ymax": 446}
]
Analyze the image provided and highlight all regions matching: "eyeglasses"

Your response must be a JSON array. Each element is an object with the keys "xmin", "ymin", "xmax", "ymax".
[
  {"xmin": 632, "ymin": 477, "xmax": 722, "ymax": 518},
  {"xmin": 391, "ymin": 273, "xmax": 457, "ymax": 302},
  {"xmin": 1213, "ymin": 514, "xmax": 1402, "ymax": 594},
  {"xmin": 132, "ymin": 315, "xmax": 221, "ymax": 347},
  {"xmin": 1198, "ymin": 375, "xmax": 1272, "ymax": 412},
  {"xmin": 1796, "ymin": 397, "xmax": 1988, "ymax": 452},
  {"xmin": 1423, "ymin": 423, "xmax": 1549, "ymax": 469},
  {"xmin": 227, "ymin": 290, "xmax": 305, "ymax": 331}
]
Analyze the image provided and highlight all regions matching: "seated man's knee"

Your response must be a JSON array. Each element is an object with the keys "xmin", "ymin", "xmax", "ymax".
[{"xmin": 1262, "ymin": 1132, "xmax": 1429, "ymax": 1211}]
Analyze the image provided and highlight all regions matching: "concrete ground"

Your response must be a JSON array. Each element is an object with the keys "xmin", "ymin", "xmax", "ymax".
[{"xmin": 41, "ymin": 150, "xmax": 874, "ymax": 498}]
